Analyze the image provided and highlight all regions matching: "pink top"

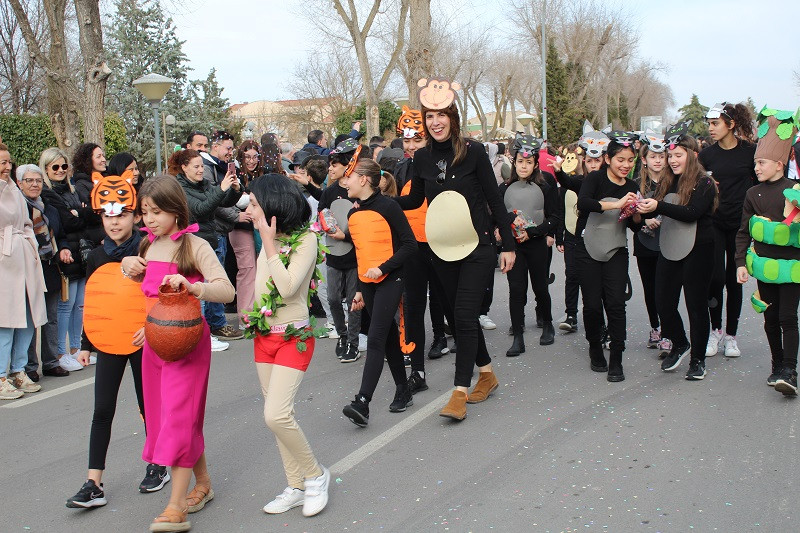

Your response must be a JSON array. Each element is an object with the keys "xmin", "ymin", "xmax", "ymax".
[{"xmin": 141, "ymin": 260, "xmax": 203, "ymax": 298}]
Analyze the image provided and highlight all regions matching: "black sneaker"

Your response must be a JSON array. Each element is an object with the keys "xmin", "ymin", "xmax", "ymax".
[
  {"xmin": 661, "ymin": 344, "xmax": 690, "ymax": 372},
  {"xmin": 66, "ymin": 479, "xmax": 107, "ymax": 508},
  {"xmin": 389, "ymin": 385, "xmax": 413, "ymax": 412},
  {"xmin": 559, "ymin": 315, "xmax": 578, "ymax": 333},
  {"xmin": 341, "ymin": 344, "xmax": 361, "ymax": 363},
  {"xmin": 403, "ymin": 355, "xmax": 411, "ymax": 368},
  {"xmin": 427, "ymin": 336, "xmax": 450, "ymax": 359},
  {"xmin": 685, "ymin": 359, "xmax": 706, "ymax": 381},
  {"xmin": 407, "ymin": 370, "xmax": 428, "ymax": 394},
  {"xmin": 767, "ymin": 361, "xmax": 783, "ymax": 386},
  {"xmin": 343, "ymin": 395, "xmax": 369, "ymax": 426},
  {"xmin": 775, "ymin": 368, "xmax": 798, "ymax": 396},
  {"xmin": 335, "ymin": 337, "xmax": 347, "ymax": 359},
  {"xmin": 139, "ymin": 463, "xmax": 171, "ymax": 493}
]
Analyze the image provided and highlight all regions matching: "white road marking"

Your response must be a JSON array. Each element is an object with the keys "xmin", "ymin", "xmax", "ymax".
[{"xmin": 1, "ymin": 376, "xmax": 95, "ymax": 409}]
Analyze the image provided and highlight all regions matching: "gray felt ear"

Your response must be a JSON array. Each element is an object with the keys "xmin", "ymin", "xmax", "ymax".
[
  {"xmin": 583, "ymin": 197, "xmax": 628, "ymax": 262},
  {"xmin": 325, "ymin": 198, "xmax": 355, "ymax": 256},
  {"xmin": 504, "ymin": 181, "xmax": 545, "ymax": 225},
  {"xmin": 658, "ymin": 193, "xmax": 696, "ymax": 261},
  {"xmin": 637, "ymin": 225, "xmax": 660, "ymax": 252}
]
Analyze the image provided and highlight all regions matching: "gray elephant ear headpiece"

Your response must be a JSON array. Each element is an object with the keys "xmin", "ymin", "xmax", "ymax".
[
  {"xmin": 607, "ymin": 130, "xmax": 637, "ymax": 147},
  {"xmin": 640, "ymin": 129, "xmax": 666, "ymax": 153},
  {"xmin": 665, "ymin": 120, "xmax": 692, "ymax": 149},
  {"xmin": 511, "ymin": 134, "xmax": 542, "ymax": 159}
]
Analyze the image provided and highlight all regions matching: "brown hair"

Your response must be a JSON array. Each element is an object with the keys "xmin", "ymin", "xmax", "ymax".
[
  {"xmin": 420, "ymin": 103, "xmax": 468, "ymax": 166},
  {"xmin": 137, "ymin": 174, "xmax": 199, "ymax": 275},
  {"xmin": 0, "ymin": 142, "xmax": 8, "ymax": 152},
  {"xmin": 638, "ymin": 144, "xmax": 666, "ymax": 197},
  {"xmin": 235, "ymin": 140, "xmax": 262, "ymax": 186},
  {"xmin": 656, "ymin": 136, "xmax": 718, "ymax": 212},
  {"xmin": 380, "ymin": 170, "xmax": 397, "ymax": 197},
  {"xmin": 167, "ymin": 149, "xmax": 201, "ymax": 177},
  {"xmin": 720, "ymin": 103, "xmax": 756, "ymax": 144},
  {"xmin": 354, "ymin": 159, "xmax": 382, "ymax": 191}
]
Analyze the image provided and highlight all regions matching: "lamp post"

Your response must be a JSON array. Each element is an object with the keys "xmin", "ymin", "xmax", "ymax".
[
  {"xmin": 517, "ymin": 113, "xmax": 535, "ymax": 135},
  {"xmin": 163, "ymin": 114, "xmax": 176, "ymax": 169},
  {"xmin": 133, "ymin": 73, "xmax": 175, "ymax": 174}
]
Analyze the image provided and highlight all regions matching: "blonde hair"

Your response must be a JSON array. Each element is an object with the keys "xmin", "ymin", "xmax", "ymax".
[{"xmin": 39, "ymin": 147, "xmax": 74, "ymax": 192}]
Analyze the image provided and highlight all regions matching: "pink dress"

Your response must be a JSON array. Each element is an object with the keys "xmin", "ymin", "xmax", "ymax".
[{"xmin": 140, "ymin": 260, "xmax": 209, "ymax": 468}]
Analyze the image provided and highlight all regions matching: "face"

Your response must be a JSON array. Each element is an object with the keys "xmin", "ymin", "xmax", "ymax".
[
  {"xmin": 403, "ymin": 137, "xmax": 427, "ymax": 159},
  {"xmin": 18, "ymin": 171, "xmax": 44, "ymax": 198},
  {"xmin": 754, "ymin": 158, "xmax": 782, "ymax": 182},
  {"xmin": 125, "ymin": 160, "xmax": 140, "ymax": 184},
  {"xmin": 319, "ymin": 135, "xmax": 327, "ymax": 147},
  {"xmin": 645, "ymin": 151, "xmax": 666, "ymax": 173},
  {"xmin": 47, "ymin": 156, "xmax": 69, "ymax": 182},
  {"xmin": 372, "ymin": 146, "xmax": 384, "ymax": 160},
  {"xmin": 514, "ymin": 154, "xmax": 537, "ymax": 179},
  {"xmin": 328, "ymin": 161, "xmax": 346, "ymax": 182},
  {"xmin": 246, "ymin": 194, "xmax": 265, "ymax": 221},
  {"xmin": 340, "ymin": 171, "xmax": 368, "ymax": 199},
  {"xmin": 0, "ymin": 150, "xmax": 12, "ymax": 182},
  {"xmin": 102, "ymin": 211, "xmax": 138, "ymax": 245},
  {"xmin": 243, "ymin": 149, "xmax": 259, "ymax": 172},
  {"xmin": 425, "ymin": 111, "xmax": 451, "ymax": 142},
  {"xmin": 212, "ymin": 139, "xmax": 234, "ymax": 162},
  {"xmin": 585, "ymin": 156, "xmax": 603, "ymax": 172},
  {"xmin": 182, "ymin": 156, "xmax": 205, "ymax": 182},
  {"xmin": 189, "ymin": 135, "xmax": 209, "ymax": 152},
  {"xmin": 92, "ymin": 147, "xmax": 107, "ymax": 172},
  {"xmin": 140, "ymin": 198, "xmax": 178, "ymax": 237},
  {"xmin": 668, "ymin": 146, "xmax": 691, "ymax": 175},
  {"xmin": 605, "ymin": 148, "xmax": 635, "ymax": 180},
  {"xmin": 707, "ymin": 118, "xmax": 733, "ymax": 142}
]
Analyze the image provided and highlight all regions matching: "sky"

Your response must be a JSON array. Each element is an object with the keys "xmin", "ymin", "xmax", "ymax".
[{"xmin": 169, "ymin": 0, "xmax": 800, "ymax": 120}]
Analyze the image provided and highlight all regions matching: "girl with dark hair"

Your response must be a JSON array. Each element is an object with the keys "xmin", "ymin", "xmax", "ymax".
[
  {"xmin": 262, "ymin": 143, "xmax": 286, "ymax": 175},
  {"xmin": 107, "ymin": 152, "xmax": 141, "ymax": 190},
  {"xmin": 72, "ymin": 143, "xmax": 107, "ymax": 205},
  {"xmin": 340, "ymin": 158, "xmax": 417, "ymax": 426},
  {"xmin": 245, "ymin": 174, "xmax": 330, "ymax": 517},
  {"xmin": 639, "ymin": 124, "xmax": 718, "ymax": 381},
  {"xmin": 699, "ymin": 102, "xmax": 757, "ymax": 358},
  {"xmin": 396, "ymin": 81, "xmax": 516, "ymax": 420},
  {"xmin": 230, "ymin": 140, "xmax": 260, "ymax": 326}
]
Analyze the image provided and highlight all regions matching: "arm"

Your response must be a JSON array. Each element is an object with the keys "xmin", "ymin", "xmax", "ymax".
[
  {"xmin": 305, "ymin": 183, "xmax": 322, "ymax": 201},
  {"xmin": 576, "ymin": 172, "xmax": 602, "ymax": 213},
  {"xmin": 553, "ymin": 170, "xmax": 583, "ymax": 193},
  {"xmin": 528, "ymin": 180, "xmax": 558, "ymax": 238},
  {"xmin": 185, "ymin": 184, "xmax": 227, "ymax": 219},
  {"xmin": 218, "ymin": 187, "xmax": 243, "ymax": 208},
  {"xmin": 555, "ymin": 186, "xmax": 566, "ymax": 246},
  {"xmin": 734, "ymin": 190, "xmax": 756, "ymax": 268},
  {"xmin": 191, "ymin": 237, "xmax": 236, "ymax": 303},
  {"xmin": 266, "ymin": 232, "xmax": 319, "ymax": 299},
  {"xmin": 377, "ymin": 202, "xmax": 418, "ymax": 274},
  {"xmin": 394, "ymin": 168, "xmax": 425, "ymax": 210},
  {"xmin": 655, "ymin": 177, "xmax": 716, "ymax": 222},
  {"xmin": 477, "ymin": 148, "xmax": 515, "ymax": 251}
]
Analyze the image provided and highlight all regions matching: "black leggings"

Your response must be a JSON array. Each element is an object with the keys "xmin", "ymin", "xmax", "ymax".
[
  {"xmin": 576, "ymin": 241, "xmax": 629, "ymax": 351},
  {"xmin": 757, "ymin": 281, "xmax": 800, "ymax": 370},
  {"xmin": 563, "ymin": 233, "xmax": 581, "ymax": 316},
  {"xmin": 432, "ymin": 244, "xmax": 495, "ymax": 387},
  {"xmin": 656, "ymin": 244, "xmax": 714, "ymax": 361},
  {"xmin": 636, "ymin": 254, "xmax": 660, "ymax": 329},
  {"xmin": 709, "ymin": 225, "xmax": 742, "ymax": 334},
  {"xmin": 508, "ymin": 237, "xmax": 552, "ymax": 333},
  {"xmin": 403, "ymin": 242, "xmax": 448, "ymax": 373},
  {"xmin": 88, "ymin": 350, "xmax": 145, "ymax": 470},
  {"xmin": 358, "ymin": 276, "xmax": 408, "ymax": 401}
]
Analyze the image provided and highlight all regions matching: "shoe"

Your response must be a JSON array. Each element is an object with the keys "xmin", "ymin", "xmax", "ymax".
[
  {"xmin": 427, "ymin": 336, "xmax": 449, "ymax": 359},
  {"xmin": 340, "ymin": 344, "xmax": 361, "ymax": 363},
  {"xmin": 723, "ymin": 335, "xmax": 741, "ymax": 357},
  {"xmin": 0, "ymin": 377, "xmax": 23, "ymax": 400},
  {"xmin": 657, "ymin": 338, "xmax": 672, "ymax": 352},
  {"xmin": 59, "ymin": 354, "xmax": 83, "ymax": 372},
  {"xmin": 210, "ymin": 336, "xmax": 229, "ymax": 352},
  {"xmin": 43, "ymin": 366, "xmax": 69, "ymax": 377},
  {"xmin": 466, "ymin": 370, "xmax": 499, "ymax": 403},
  {"xmin": 767, "ymin": 361, "xmax": 783, "ymax": 387},
  {"xmin": 263, "ymin": 487, "xmax": 304, "ymax": 514},
  {"xmin": 539, "ymin": 321, "xmax": 555, "ymax": 345},
  {"xmin": 343, "ymin": 395, "xmax": 369, "ymax": 426},
  {"xmin": 139, "ymin": 464, "xmax": 171, "ymax": 493},
  {"xmin": 325, "ymin": 322, "xmax": 339, "ymax": 339},
  {"xmin": 335, "ymin": 337, "xmax": 347, "ymax": 359},
  {"xmin": 358, "ymin": 333, "xmax": 368, "ymax": 352},
  {"xmin": 607, "ymin": 368, "xmax": 625, "ymax": 382},
  {"xmin": 66, "ymin": 479, "xmax": 107, "ymax": 508},
  {"xmin": 685, "ymin": 359, "xmax": 706, "ymax": 381},
  {"xmin": 149, "ymin": 506, "xmax": 190, "ymax": 532},
  {"xmin": 506, "ymin": 333, "xmax": 525, "ymax": 357},
  {"xmin": 662, "ymin": 344, "xmax": 690, "ymax": 372},
  {"xmin": 186, "ymin": 484, "xmax": 214, "ymax": 513},
  {"xmin": 403, "ymin": 355, "xmax": 411, "ymax": 368},
  {"xmin": 450, "ymin": 341, "xmax": 457, "ymax": 353},
  {"xmin": 89, "ymin": 354, "xmax": 97, "ymax": 365},
  {"xmin": 607, "ymin": 350, "xmax": 624, "ymax": 382},
  {"xmin": 589, "ymin": 343, "xmax": 608, "ymax": 372},
  {"xmin": 478, "ymin": 315, "xmax": 496, "ymax": 330},
  {"xmin": 601, "ymin": 327, "xmax": 610, "ymax": 350},
  {"xmin": 389, "ymin": 384, "xmax": 414, "ymax": 412},
  {"xmin": 10, "ymin": 371, "xmax": 41, "ymax": 393},
  {"xmin": 559, "ymin": 315, "xmax": 578, "ymax": 333},
  {"xmin": 211, "ymin": 324, "xmax": 244, "ymax": 340},
  {"xmin": 407, "ymin": 370, "xmax": 428, "ymax": 394},
  {"xmin": 302, "ymin": 465, "xmax": 330, "ymax": 517},
  {"xmin": 26, "ymin": 370, "xmax": 40, "ymax": 382},
  {"xmin": 439, "ymin": 390, "xmax": 468, "ymax": 420},
  {"xmin": 706, "ymin": 328, "xmax": 723, "ymax": 357},
  {"xmin": 443, "ymin": 321, "xmax": 452, "ymax": 336},
  {"xmin": 648, "ymin": 328, "xmax": 661, "ymax": 349},
  {"xmin": 775, "ymin": 368, "xmax": 798, "ymax": 396}
]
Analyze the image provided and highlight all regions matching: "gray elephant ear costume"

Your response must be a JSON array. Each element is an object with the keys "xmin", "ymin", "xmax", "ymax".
[
  {"xmin": 504, "ymin": 181, "xmax": 545, "ymax": 226},
  {"xmin": 325, "ymin": 198, "xmax": 355, "ymax": 256},
  {"xmin": 659, "ymin": 193, "xmax": 697, "ymax": 261},
  {"xmin": 584, "ymin": 197, "xmax": 628, "ymax": 262}
]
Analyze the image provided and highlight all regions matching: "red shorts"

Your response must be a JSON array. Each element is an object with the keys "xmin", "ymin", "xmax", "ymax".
[{"xmin": 253, "ymin": 334, "xmax": 315, "ymax": 371}]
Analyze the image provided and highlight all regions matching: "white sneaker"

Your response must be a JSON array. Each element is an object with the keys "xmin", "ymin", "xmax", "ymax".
[
  {"xmin": 59, "ymin": 354, "xmax": 84, "ymax": 372},
  {"xmin": 88, "ymin": 354, "xmax": 97, "ymax": 365},
  {"xmin": 210, "ymin": 336, "xmax": 229, "ymax": 352},
  {"xmin": 0, "ymin": 377, "xmax": 23, "ymax": 400},
  {"xmin": 263, "ymin": 487, "xmax": 304, "ymax": 514},
  {"xmin": 705, "ymin": 329, "xmax": 723, "ymax": 357},
  {"xmin": 723, "ymin": 335, "xmax": 741, "ymax": 357},
  {"xmin": 478, "ymin": 315, "xmax": 496, "ymax": 330},
  {"xmin": 324, "ymin": 322, "xmax": 339, "ymax": 339},
  {"xmin": 358, "ymin": 333, "xmax": 368, "ymax": 352},
  {"xmin": 302, "ymin": 465, "xmax": 330, "ymax": 517}
]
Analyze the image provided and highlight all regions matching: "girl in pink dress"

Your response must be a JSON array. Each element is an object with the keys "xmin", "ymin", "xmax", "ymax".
[{"xmin": 122, "ymin": 176, "xmax": 234, "ymax": 532}]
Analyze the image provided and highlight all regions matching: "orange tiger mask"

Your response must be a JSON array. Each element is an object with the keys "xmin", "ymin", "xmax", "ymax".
[
  {"xmin": 90, "ymin": 170, "xmax": 137, "ymax": 216},
  {"xmin": 396, "ymin": 106, "xmax": 425, "ymax": 139}
]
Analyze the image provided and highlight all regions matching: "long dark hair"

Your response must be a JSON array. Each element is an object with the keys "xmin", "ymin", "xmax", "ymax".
[
  {"xmin": 719, "ymin": 103, "xmax": 755, "ymax": 143},
  {"xmin": 72, "ymin": 142, "xmax": 102, "ymax": 176},
  {"xmin": 421, "ymin": 102, "xmax": 468, "ymax": 166},
  {"xmin": 107, "ymin": 152, "xmax": 136, "ymax": 177},
  {"xmin": 509, "ymin": 152, "xmax": 544, "ymax": 185},
  {"xmin": 249, "ymin": 173, "xmax": 311, "ymax": 234},
  {"xmin": 235, "ymin": 140, "xmax": 262, "ymax": 186}
]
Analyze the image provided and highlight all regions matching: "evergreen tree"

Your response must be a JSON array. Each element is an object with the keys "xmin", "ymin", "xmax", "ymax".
[
  {"xmin": 677, "ymin": 94, "xmax": 709, "ymax": 137},
  {"xmin": 181, "ymin": 68, "xmax": 242, "ymax": 142},
  {"xmin": 539, "ymin": 41, "xmax": 583, "ymax": 147},
  {"xmin": 335, "ymin": 101, "xmax": 401, "ymax": 138}
]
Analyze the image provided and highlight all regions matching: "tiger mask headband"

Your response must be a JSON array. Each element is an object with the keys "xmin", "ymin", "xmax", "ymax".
[
  {"xmin": 397, "ymin": 106, "xmax": 425, "ymax": 139},
  {"xmin": 90, "ymin": 170, "xmax": 137, "ymax": 216}
]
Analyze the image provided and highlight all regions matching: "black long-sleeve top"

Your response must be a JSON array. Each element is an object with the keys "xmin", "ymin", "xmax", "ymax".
[
  {"xmin": 498, "ymin": 172, "xmax": 558, "ymax": 240},
  {"xmin": 318, "ymin": 181, "xmax": 357, "ymax": 270},
  {"xmin": 395, "ymin": 138, "xmax": 516, "ymax": 252},
  {"xmin": 735, "ymin": 177, "xmax": 800, "ymax": 267},
  {"xmin": 699, "ymin": 140, "xmax": 757, "ymax": 230},
  {"xmin": 651, "ymin": 174, "xmax": 717, "ymax": 245},
  {"xmin": 575, "ymin": 169, "xmax": 638, "ymax": 237}
]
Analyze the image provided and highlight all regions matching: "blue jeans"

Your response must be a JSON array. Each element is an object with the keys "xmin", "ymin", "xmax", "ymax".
[
  {"xmin": 57, "ymin": 277, "xmax": 86, "ymax": 355},
  {"xmin": 0, "ymin": 300, "xmax": 35, "ymax": 378},
  {"xmin": 203, "ymin": 235, "xmax": 227, "ymax": 330}
]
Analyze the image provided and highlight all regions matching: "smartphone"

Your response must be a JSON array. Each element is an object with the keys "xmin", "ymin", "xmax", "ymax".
[{"xmin": 228, "ymin": 162, "xmax": 236, "ymax": 175}]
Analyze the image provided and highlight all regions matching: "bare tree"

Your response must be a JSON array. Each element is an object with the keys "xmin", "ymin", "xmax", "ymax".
[
  {"xmin": 0, "ymin": 1, "xmax": 46, "ymax": 114},
  {"xmin": 74, "ymin": 0, "xmax": 110, "ymax": 144},
  {"xmin": 404, "ymin": 0, "xmax": 432, "ymax": 108}
]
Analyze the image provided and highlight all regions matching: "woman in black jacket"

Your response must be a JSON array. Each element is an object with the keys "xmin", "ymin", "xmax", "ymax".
[{"xmin": 72, "ymin": 143, "xmax": 108, "ymax": 205}]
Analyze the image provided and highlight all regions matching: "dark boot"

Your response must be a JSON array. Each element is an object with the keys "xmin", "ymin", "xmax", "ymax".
[
  {"xmin": 539, "ymin": 322, "xmax": 555, "ymax": 345},
  {"xmin": 607, "ymin": 349, "xmax": 625, "ymax": 382},
  {"xmin": 506, "ymin": 333, "xmax": 525, "ymax": 357},
  {"xmin": 589, "ymin": 342, "xmax": 608, "ymax": 372}
]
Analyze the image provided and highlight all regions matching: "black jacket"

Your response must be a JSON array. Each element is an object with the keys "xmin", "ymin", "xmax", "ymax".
[
  {"xmin": 176, "ymin": 174, "xmax": 242, "ymax": 247},
  {"xmin": 41, "ymin": 183, "xmax": 101, "ymax": 280}
]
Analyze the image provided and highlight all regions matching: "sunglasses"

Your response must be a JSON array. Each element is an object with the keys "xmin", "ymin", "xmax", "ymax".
[
  {"xmin": 436, "ymin": 159, "xmax": 447, "ymax": 184},
  {"xmin": 51, "ymin": 163, "xmax": 68, "ymax": 171}
]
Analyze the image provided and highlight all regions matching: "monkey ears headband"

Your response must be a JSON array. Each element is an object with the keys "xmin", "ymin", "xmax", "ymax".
[
  {"xmin": 90, "ymin": 170, "xmax": 137, "ymax": 216},
  {"xmin": 417, "ymin": 77, "xmax": 461, "ymax": 110}
]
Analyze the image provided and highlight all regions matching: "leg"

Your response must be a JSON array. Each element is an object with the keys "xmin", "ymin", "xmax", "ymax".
[
  {"xmin": 38, "ymin": 291, "xmax": 61, "ymax": 371},
  {"xmin": 528, "ymin": 239, "xmax": 553, "ymax": 322},
  {"xmin": 316, "ymin": 262, "xmax": 333, "ymax": 324},
  {"xmin": 723, "ymin": 228, "xmax": 742, "ymax": 335},
  {"xmin": 563, "ymin": 236, "xmax": 580, "ymax": 318},
  {"xmin": 358, "ymin": 279, "xmax": 406, "ymax": 400},
  {"xmin": 403, "ymin": 247, "xmax": 428, "ymax": 373},
  {"xmin": 57, "ymin": 279, "xmax": 78, "ymax": 356},
  {"xmin": 656, "ymin": 255, "xmax": 688, "ymax": 348},
  {"xmin": 601, "ymin": 250, "xmax": 629, "ymax": 377},
  {"xmin": 576, "ymin": 242, "xmax": 604, "ymax": 345},
  {"xmin": 758, "ymin": 281, "xmax": 784, "ymax": 367},
  {"xmin": 325, "ymin": 267, "xmax": 346, "ymax": 336},
  {"xmin": 682, "ymin": 245, "xmax": 714, "ymax": 362},
  {"xmin": 344, "ymin": 268, "xmax": 362, "ymax": 349},
  {"xmin": 68, "ymin": 278, "xmax": 86, "ymax": 353},
  {"xmin": 228, "ymin": 229, "xmax": 257, "ymax": 319},
  {"xmin": 204, "ymin": 236, "xmax": 228, "ymax": 330},
  {"xmin": 506, "ymin": 246, "xmax": 529, "ymax": 334},
  {"xmin": 87, "ymin": 352, "xmax": 130, "ymax": 483},
  {"xmin": 777, "ymin": 283, "xmax": 800, "ymax": 371},
  {"xmin": 708, "ymin": 225, "xmax": 726, "ymax": 331},
  {"xmin": 636, "ymin": 255, "xmax": 660, "ymax": 330}
]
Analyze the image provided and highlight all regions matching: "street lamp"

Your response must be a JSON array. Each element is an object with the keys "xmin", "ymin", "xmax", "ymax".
[
  {"xmin": 133, "ymin": 73, "xmax": 175, "ymax": 174},
  {"xmin": 517, "ymin": 113, "xmax": 535, "ymax": 135}
]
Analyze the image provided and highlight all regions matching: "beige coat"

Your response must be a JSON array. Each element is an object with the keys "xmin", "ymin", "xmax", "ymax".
[{"xmin": 0, "ymin": 178, "xmax": 47, "ymax": 328}]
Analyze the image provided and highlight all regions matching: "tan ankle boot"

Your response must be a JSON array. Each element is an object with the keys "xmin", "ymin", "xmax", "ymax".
[
  {"xmin": 439, "ymin": 390, "xmax": 468, "ymax": 420},
  {"xmin": 466, "ymin": 371, "xmax": 498, "ymax": 403}
]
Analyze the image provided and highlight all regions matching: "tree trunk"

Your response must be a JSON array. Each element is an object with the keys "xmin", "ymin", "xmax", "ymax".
[
  {"xmin": 75, "ymin": 0, "xmax": 110, "ymax": 145},
  {"xmin": 405, "ymin": 0, "xmax": 432, "ymax": 108}
]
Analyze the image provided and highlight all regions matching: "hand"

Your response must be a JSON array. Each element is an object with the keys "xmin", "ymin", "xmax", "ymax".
[
  {"xmin": 59, "ymin": 248, "xmax": 74, "ymax": 264},
  {"xmin": 615, "ymin": 192, "xmax": 638, "ymax": 210},
  {"xmin": 645, "ymin": 217, "xmax": 661, "ymax": 229},
  {"xmin": 254, "ymin": 215, "xmax": 278, "ymax": 244},
  {"xmin": 121, "ymin": 256, "xmax": 147, "ymax": 277},
  {"xmin": 238, "ymin": 211, "xmax": 252, "ymax": 223},
  {"xmin": 75, "ymin": 350, "xmax": 91, "ymax": 366},
  {"xmin": 556, "ymin": 244, "xmax": 564, "ymax": 253},
  {"xmin": 132, "ymin": 327, "xmax": 145, "ymax": 347},
  {"xmin": 161, "ymin": 274, "xmax": 199, "ymax": 296},
  {"xmin": 499, "ymin": 251, "xmax": 516, "ymax": 274},
  {"xmin": 351, "ymin": 292, "xmax": 364, "ymax": 311},
  {"xmin": 637, "ymin": 198, "xmax": 658, "ymax": 214},
  {"xmin": 494, "ymin": 228, "xmax": 501, "ymax": 242},
  {"xmin": 546, "ymin": 236, "xmax": 555, "ymax": 247},
  {"xmin": 220, "ymin": 170, "xmax": 237, "ymax": 192},
  {"xmin": 330, "ymin": 228, "xmax": 346, "ymax": 241},
  {"xmin": 736, "ymin": 266, "xmax": 749, "ymax": 284},
  {"xmin": 551, "ymin": 157, "xmax": 562, "ymax": 172},
  {"xmin": 353, "ymin": 121, "xmax": 362, "ymax": 131},
  {"xmin": 289, "ymin": 172, "xmax": 310, "ymax": 186},
  {"xmin": 363, "ymin": 267, "xmax": 383, "ymax": 280}
]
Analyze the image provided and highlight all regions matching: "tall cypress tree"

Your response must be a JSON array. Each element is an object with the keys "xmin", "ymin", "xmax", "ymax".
[{"xmin": 541, "ymin": 41, "xmax": 583, "ymax": 147}]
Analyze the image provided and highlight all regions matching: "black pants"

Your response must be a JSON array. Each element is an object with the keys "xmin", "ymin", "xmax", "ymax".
[
  {"xmin": 404, "ymin": 242, "xmax": 447, "ymax": 373},
  {"xmin": 576, "ymin": 241, "xmax": 628, "ymax": 351},
  {"xmin": 656, "ymin": 244, "xmax": 714, "ymax": 362},
  {"xmin": 432, "ymin": 244, "xmax": 495, "ymax": 387},
  {"xmin": 709, "ymin": 225, "xmax": 742, "ymax": 334},
  {"xmin": 636, "ymin": 254, "xmax": 660, "ymax": 329},
  {"xmin": 88, "ymin": 350, "xmax": 145, "ymax": 470},
  {"xmin": 563, "ymin": 233, "xmax": 581, "ymax": 317},
  {"xmin": 479, "ymin": 251, "xmax": 497, "ymax": 316},
  {"xmin": 757, "ymin": 281, "xmax": 800, "ymax": 370},
  {"xmin": 508, "ymin": 237, "xmax": 552, "ymax": 333},
  {"xmin": 358, "ymin": 275, "xmax": 408, "ymax": 402}
]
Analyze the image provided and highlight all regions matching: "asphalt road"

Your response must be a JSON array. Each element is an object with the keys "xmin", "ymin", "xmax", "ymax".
[{"xmin": 2, "ymin": 249, "xmax": 797, "ymax": 532}]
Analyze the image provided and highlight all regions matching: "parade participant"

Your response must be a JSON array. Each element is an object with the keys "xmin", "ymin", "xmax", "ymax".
[
  {"xmin": 639, "ymin": 122, "xmax": 718, "ymax": 380},
  {"xmin": 341, "ymin": 157, "xmax": 418, "ymax": 426},
  {"xmin": 396, "ymin": 77, "xmax": 516, "ymax": 421},
  {"xmin": 502, "ymin": 135, "xmax": 558, "ymax": 356},
  {"xmin": 735, "ymin": 108, "xmax": 800, "ymax": 395},
  {"xmin": 700, "ymin": 102, "xmax": 757, "ymax": 357},
  {"xmin": 66, "ymin": 170, "xmax": 170, "ymax": 509},
  {"xmin": 123, "ymin": 176, "xmax": 235, "ymax": 532},
  {"xmin": 241, "ymin": 174, "xmax": 330, "ymax": 517}
]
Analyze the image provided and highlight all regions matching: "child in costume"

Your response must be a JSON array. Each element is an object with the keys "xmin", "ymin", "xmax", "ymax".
[
  {"xmin": 121, "ymin": 176, "xmax": 235, "ymax": 532},
  {"xmin": 735, "ymin": 108, "xmax": 800, "ymax": 395}
]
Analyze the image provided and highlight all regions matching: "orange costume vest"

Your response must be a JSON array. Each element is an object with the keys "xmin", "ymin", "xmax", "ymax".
[{"xmin": 401, "ymin": 180, "xmax": 428, "ymax": 242}]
